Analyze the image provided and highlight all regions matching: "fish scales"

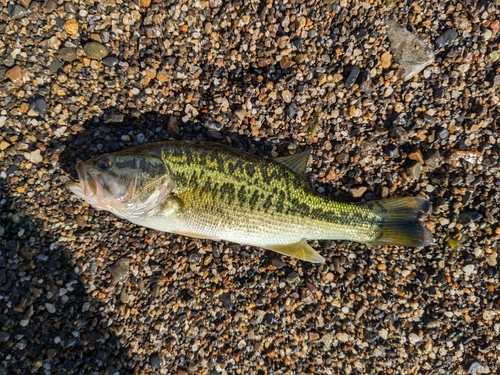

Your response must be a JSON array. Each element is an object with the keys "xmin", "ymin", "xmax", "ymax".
[
  {"xmin": 67, "ymin": 141, "xmax": 432, "ymax": 263},
  {"xmin": 159, "ymin": 143, "xmax": 378, "ymax": 239}
]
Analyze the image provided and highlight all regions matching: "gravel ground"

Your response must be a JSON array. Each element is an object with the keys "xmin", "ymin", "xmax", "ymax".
[{"xmin": 1, "ymin": 0, "xmax": 500, "ymax": 374}]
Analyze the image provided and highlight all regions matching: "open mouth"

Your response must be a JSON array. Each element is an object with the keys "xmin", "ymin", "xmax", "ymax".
[{"xmin": 66, "ymin": 161, "xmax": 97, "ymax": 199}]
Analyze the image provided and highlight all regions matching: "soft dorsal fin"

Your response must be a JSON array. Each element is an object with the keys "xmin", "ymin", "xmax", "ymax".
[
  {"xmin": 274, "ymin": 148, "xmax": 311, "ymax": 177},
  {"xmin": 266, "ymin": 240, "xmax": 325, "ymax": 263}
]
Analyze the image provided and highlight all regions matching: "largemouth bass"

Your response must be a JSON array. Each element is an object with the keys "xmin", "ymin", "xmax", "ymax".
[{"xmin": 67, "ymin": 141, "xmax": 431, "ymax": 263}]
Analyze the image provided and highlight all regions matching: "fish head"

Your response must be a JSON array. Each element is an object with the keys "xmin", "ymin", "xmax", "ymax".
[{"xmin": 66, "ymin": 153, "xmax": 174, "ymax": 217}]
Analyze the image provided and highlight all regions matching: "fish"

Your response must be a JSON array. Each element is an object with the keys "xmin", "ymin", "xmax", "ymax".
[{"xmin": 66, "ymin": 141, "xmax": 432, "ymax": 263}]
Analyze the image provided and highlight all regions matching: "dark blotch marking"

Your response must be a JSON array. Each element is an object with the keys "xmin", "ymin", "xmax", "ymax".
[
  {"xmin": 262, "ymin": 195, "xmax": 273, "ymax": 211},
  {"xmin": 245, "ymin": 163, "xmax": 255, "ymax": 178},
  {"xmin": 238, "ymin": 185, "xmax": 246, "ymax": 203},
  {"xmin": 248, "ymin": 190, "xmax": 260, "ymax": 208}
]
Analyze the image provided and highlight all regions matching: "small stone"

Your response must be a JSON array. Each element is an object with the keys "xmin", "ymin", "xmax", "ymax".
[
  {"xmin": 282, "ymin": 89, "xmax": 293, "ymax": 103},
  {"xmin": 64, "ymin": 19, "xmax": 79, "ymax": 35},
  {"xmin": 408, "ymin": 333, "xmax": 421, "ymax": 345},
  {"xmin": 435, "ymin": 127, "xmax": 449, "ymax": 139},
  {"xmin": 83, "ymin": 42, "xmax": 109, "ymax": 59},
  {"xmin": 8, "ymin": 4, "xmax": 28, "ymax": 19},
  {"xmin": 49, "ymin": 60, "xmax": 64, "ymax": 73},
  {"xmin": 219, "ymin": 293, "xmax": 233, "ymax": 310},
  {"xmin": 336, "ymin": 153, "xmax": 349, "ymax": 164},
  {"xmin": 58, "ymin": 47, "xmax": 78, "ymax": 62},
  {"xmin": 35, "ymin": 98, "xmax": 47, "ymax": 116},
  {"xmin": 350, "ymin": 186, "xmax": 367, "ymax": 198},
  {"xmin": 380, "ymin": 52, "xmax": 392, "ymax": 69},
  {"xmin": 336, "ymin": 332, "xmax": 349, "ymax": 342},
  {"xmin": 385, "ymin": 19, "xmax": 435, "ymax": 81},
  {"xmin": 424, "ymin": 150, "xmax": 441, "ymax": 169},
  {"xmin": 409, "ymin": 150, "xmax": 424, "ymax": 164},
  {"xmin": 435, "ymin": 29, "xmax": 458, "ymax": 49},
  {"xmin": 0, "ymin": 332, "xmax": 10, "ymax": 342},
  {"xmin": 0, "ymin": 141, "xmax": 10, "ymax": 151},
  {"xmin": 378, "ymin": 328, "xmax": 389, "ymax": 340},
  {"xmin": 286, "ymin": 271, "xmax": 300, "ymax": 283},
  {"xmin": 110, "ymin": 258, "xmax": 130, "ymax": 283},
  {"xmin": 468, "ymin": 362, "xmax": 487, "ymax": 374},
  {"xmin": 102, "ymin": 57, "xmax": 119, "ymax": 67},
  {"xmin": 270, "ymin": 257, "xmax": 285, "ymax": 269},
  {"xmin": 234, "ymin": 108, "xmax": 247, "ymax": 121},
  {"xmin": 188, "ymin": 251, "xmax": 201, "ymax": 263},
  {"xmin": 385, "ymin": 144, "xmax": 399, "ymax": 158},
  {"xmin": 345, "ymin": 66, "xmax": 360, "ymax": 90},
  {"xmin": 43, "ymin": 36, "xmax": 61, "ymax": 50},
  {"xmin": 29, "ymin": 150, "xmax": 43, "ymax": 163},
  {"xmin": 149, "ymin": 354, "xmax": 163, "ymax": 369},
  {"xmin": 167, "ymin": 116, "xmax": 180, "ymax": 138},
  {"xmin": 407, "ymin": 162, "xmax": 423, "ymax": 179},
  {"xmin": 120, "ymin": 289, "xmax": 129, "ymax": 304},
  {"xmin": 45, "ymin": 303, "xmax": 56, "ymax": 313},
  {"xmin": 482, "ymin": 310, "xmax": 497, "ymax": 321},
  {"xmin": 141, "ymin": 0, "xmax": 152, "ymax": 6},
  {"xmin": 5, "ymin": 66, "xmax": 23, "ymax": 85},
  {"xmin": 463, "ymin": 264, "xmax": 475, "ymax": 275},
  {"xmin": 284, "ymin": 105, "xmax": 296, "ymax": 118}
]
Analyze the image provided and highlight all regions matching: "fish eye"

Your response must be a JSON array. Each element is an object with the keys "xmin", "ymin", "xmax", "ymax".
[{"xmin": 97, "ymin": 156, "xmax": 112, "ymax": 171}]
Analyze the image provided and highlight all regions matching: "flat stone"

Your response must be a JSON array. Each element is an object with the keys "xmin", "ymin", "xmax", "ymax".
[
  {"xmin": 385, "ymin": 18, "xmax": 435, "ymax": 81},
  {"xmin": 110, "ymin": 258, "xmax": 130, "ymax": 283},
  {"xmin": 407, "ymin": 162, "xmax": 423, "ymax": 179},
  {"xmin": 5, "ymin": 65, "xmax": 23, "ymax": 85},
  {"xmin": 83, "ymin": 42, "xmax": 109, "ymax": 59},
  {"xmin": 8, "ymin": 4, "xmax": 28, "ymax": 19}
]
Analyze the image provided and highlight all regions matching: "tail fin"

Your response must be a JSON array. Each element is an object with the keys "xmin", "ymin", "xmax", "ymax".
[{"xmin": 363, "ymin": 197, "xmax": 432, "ymax": 247}]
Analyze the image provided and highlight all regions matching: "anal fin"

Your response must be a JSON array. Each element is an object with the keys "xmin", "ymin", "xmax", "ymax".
[{"xmin": 266, "ymin": 240, "xmax": 325, "ymax": 263}]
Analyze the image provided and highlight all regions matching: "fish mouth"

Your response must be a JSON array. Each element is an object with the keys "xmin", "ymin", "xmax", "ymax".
[{"xmin": 66, "ymin": 161, "xmax": 97, "ymax": 199}]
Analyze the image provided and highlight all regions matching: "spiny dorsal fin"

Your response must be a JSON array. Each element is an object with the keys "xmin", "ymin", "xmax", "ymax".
[
  {"xmin": 266, "ymin": 240, "xmax": 325, "ymax": 263},
  {"xmin": 274, "ymin": 148, "xmax": 311, "ymax": 177}
]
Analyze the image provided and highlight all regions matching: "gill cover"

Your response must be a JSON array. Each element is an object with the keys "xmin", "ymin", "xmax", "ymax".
[{"xmin": 69, "ymin": 153, "xmax": 174, "ymax": 217}]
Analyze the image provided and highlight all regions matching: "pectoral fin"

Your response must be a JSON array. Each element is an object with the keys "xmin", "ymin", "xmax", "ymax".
[{"xmin": 266, "ymin": 240, "xmax": 325, "ymax": 263}]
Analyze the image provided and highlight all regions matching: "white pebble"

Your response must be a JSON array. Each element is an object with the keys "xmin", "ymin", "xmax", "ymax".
[{"xmin": 463, "ymin": 264, "xmax": 475, "ymax": 275}]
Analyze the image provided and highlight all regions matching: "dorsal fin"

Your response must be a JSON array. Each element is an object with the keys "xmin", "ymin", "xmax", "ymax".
[{"xmin": 274, "ymin": 148, "xmax": 311, "ymax": 177}]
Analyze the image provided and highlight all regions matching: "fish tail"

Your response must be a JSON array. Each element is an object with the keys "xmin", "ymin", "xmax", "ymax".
[{"xmin": 363, "ymin": 197, "xmax": 432, "ymax": 247}]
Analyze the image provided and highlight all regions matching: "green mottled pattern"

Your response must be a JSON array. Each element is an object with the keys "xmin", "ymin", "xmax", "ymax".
[{"xmin": 123, "ymin": 141, "xmax": 382, "ymax": 244}]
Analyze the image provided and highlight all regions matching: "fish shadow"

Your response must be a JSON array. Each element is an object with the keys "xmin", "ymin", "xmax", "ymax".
[{"xmin": 59, "ymin": 109, "xmax": 300, "ymax": 180}]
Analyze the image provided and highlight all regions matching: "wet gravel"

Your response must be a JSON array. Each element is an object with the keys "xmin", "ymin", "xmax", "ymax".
[{"xmin": 1, "ymin": 0, "xmax": 500, "ymax": 374}]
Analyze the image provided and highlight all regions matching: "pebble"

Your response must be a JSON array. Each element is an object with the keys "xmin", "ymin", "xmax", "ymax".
[
  {"xmin": 83, "ymin": 42, "xmax": 109, "ymax": 59},
  {"xmin": 64, "ymin": 19, "xmax": 79, "ymax": 35},
  {"xmin": 8, "ymin": 4, "xmax": 28, "ymax": 19},
  {"xmin": 408, "ymin": 150, "xmax": 424, "ymax": 164},
  {"xmin": 345, "ymin": 66, "xmax": 360, "ymax": 90},
  {"xmin": 234, "ymin": 108, "xmax": 247, "ymax": 121},
  {"xmin": 336, "ymin": 153, "xmax": 350, "ymax": 164},
  {"xmin": 385, "ymin": 144, "xmax": 399, "ymax": 158},
  {"xmin": 149, "ymin": 354, "xmax": 163, "ymax": 369},
  {"xmin": 45, "ymin": 303, "xmax": 56, "ymax": 314},
  {"xmin": 463, "ymin": 264, "xmax": 475, "ymax": 275},
  {"xmin": 110, "ymin": 258, "xmax": 130, "ymax": 283},
  {"xmin": 407, "ymin": 162, "xmax": 423, "ymax": 179},
  {"xmin": 102, "ymin": 57, "xmax": 119, "ymax": 67},
  {"xmin": 350, "ymin": 186, "xmax": 367, "ymax": 198},
  {"xmin": 34, "ymin": 98, "xmax": 47, "ymax": 116},
  {"xmin": 5, "ymin": 65, "xmax": 23, "ymax": 85},
  {"xmin": 58, "ymin": 47, "xmax": 78, "ymax": 62},
  {"xmin": 386, "ymin": 19, "xmax": 435, "ymax": 81},
  {"xmin": 219, "ymin": 293, "xmax": 233, "ymax": 310},
  {"xmin": 281, "ymin": 90, "xmax": 292, "ymax": 103},
  {"xmin": 380, "ymin": 52, "xmax": 392, "ymax": 69},
  {"xmin": 435, "ymin": 29, "xmax": 458, "ymax": 49}
]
